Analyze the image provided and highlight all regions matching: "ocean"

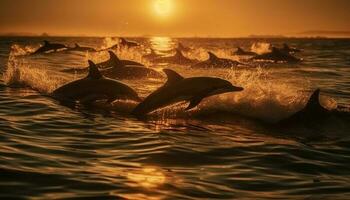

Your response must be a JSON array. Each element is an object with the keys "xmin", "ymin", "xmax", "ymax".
[{"xmin": 0, "ymin": 36, "xmax": 350, "ymax": 199}]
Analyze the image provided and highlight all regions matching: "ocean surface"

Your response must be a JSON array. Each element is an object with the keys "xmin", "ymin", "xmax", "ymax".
[{"xmin": 0, "ymin": 36, "xmax": 350, "ymax": 199}]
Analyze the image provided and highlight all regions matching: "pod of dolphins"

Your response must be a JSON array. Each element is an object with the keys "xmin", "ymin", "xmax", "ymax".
[{"xmin": 29, "ymin": 39, "xmax": 349, "ymax": 127}]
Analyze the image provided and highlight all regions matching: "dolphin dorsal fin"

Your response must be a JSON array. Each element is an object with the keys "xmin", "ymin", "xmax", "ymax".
[
  {"xmin": 163, "ymin": 69, "xmax": 184, "ymax": 86},
  {"xmin": 75, "ymin": 43, "xmax": 80, "ymax": 48},
  {"xmin": 44, "ymin": 40, "xmax": 49, "ymax": 46},
  {"xmin": 86, "ymin": 60, "xmax": 103, "ymax": 79},
  {"xmin": 175, "ymin": 49, "xmax": 184, "ymax": 58},
  {"xmin": 108, "ymin": 51, "xmax": 124, "ymax": 67},
  {"xmin": 304, "ymin": 89, "xmax": 328, "ymax": 112},
  {"xmin": 208, "ymin": 52, "xmax": 218, "ymax": 61}
]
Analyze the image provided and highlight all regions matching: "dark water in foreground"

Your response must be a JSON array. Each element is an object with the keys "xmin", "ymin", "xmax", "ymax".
[{"xmin": 0, "ymin": 37, "xmax": 350, "ymax": 199}]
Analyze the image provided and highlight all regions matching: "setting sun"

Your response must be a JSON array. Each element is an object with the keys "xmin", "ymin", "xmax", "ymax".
[{"xmin": 153, "ymin": 0, "xmax": 173, "ymax": 17}]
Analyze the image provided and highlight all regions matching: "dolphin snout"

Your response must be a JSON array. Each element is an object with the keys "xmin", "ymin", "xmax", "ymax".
[{"xmin": 230, "ymin": 85, "xmax": 244, "ymax": 92}]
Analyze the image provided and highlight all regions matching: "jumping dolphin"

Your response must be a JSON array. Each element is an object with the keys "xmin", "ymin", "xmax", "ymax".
[
  {"xmin": 62, "ymin": 51, "xmax": 144, "ymax": 73},
  {"xmin": 67, "ymin": 43, "xmax": 96, "ymax": 52},
  {"xmin": 233, "ymin": 47, "xmax": 257, "ymax": 56},
  {"xmin": 52, "ymin": 60, "xmax": 141, "ymax": 104},
  {"xmin": 251, "ymin": 47, "xmax": 301, "ymax": 63},
  {"xmin": 278, "ymin": 89, "xmax": 350, "ymax": 127},
  {"xmin": 119, "ymin": 37, "xmax": 139, "ymax": 48},
  {"xmin": 132, "ymin": 69, "xmax": 244, "ymax": 116},
  {"xmin": 152, "ymin": 49, "xmax": 198, "ymax": 65},
  {"xmin": 31, "ymin": 40, "xmax": 67, "ymax": 55},
  {"xmin": 191, "ymin": 52, "xmax": 244, "ymax": 68},
  {"xmin": 280, "ymin": 43, "xmax": 301, "ymax": 54}
]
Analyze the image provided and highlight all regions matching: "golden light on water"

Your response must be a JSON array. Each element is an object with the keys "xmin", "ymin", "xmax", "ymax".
[
  {"xmin": 149, "ymin": 37, "xmax": 174, "ymax": 54},
  {"xmin": 127, "ymin": 167, "xmax": 166, "ymax": 188}
]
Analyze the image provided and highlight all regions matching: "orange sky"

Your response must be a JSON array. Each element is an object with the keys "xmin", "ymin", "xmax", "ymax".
[{"xmin": 0, "ymin": 0, "xmax": 349, "ymax": 37}]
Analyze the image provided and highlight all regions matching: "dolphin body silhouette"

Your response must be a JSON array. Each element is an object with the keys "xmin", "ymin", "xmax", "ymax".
[
  {"xmin": 98, "ymin": 53, "xmax": 163, "ymax": 80},
  {"xmin": 132, "ymin": 69, "xmax": 244, "ymax": 116},
  {"xmin": 32, "ymin": 40, "xmax": 67, "ymax": 55},
  {"xmin": 152, "ymin": 49, "xmax": 198, "ymax": 65},
  {"xmin": 67, "ymin": 43, "xmax": 96, "ymax": 52},
  {"xmin": 191, "ymin": 52, "xmax": 244, "ymax": 68},
  {"xmin": 52, "ymin": 60, "xmax": 141, "ymax": 104},
  {"xmin": 233, "ymin": 47, "xmax": 257, "ymax": 56},
  {"xmin": 63, "ymin": 51, "xmax": 144, "ymax": 73},
  {"xmin": 278, "ymin": 89, "xmax": 350, "ymax": 132},
  {"xmin": 251, "ymin": 47, "xmax": 301, "ymax": 63}
]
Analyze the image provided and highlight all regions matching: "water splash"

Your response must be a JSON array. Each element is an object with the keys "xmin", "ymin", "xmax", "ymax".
[
  {"xmin": 3, "ymin": 55, "xmax": 71, "ymax": 94},
  {"xmin": 251, "ymin": 42, "xmax": 271, "ymax": 55}
]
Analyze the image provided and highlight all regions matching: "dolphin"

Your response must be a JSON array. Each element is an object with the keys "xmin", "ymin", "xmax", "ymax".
[
  {"xmin": 232, "ymin": 47, "xmax": 257, "ymax": 56},
  {"xmin": 52, "ymin": 60, "xmax": 141, "ymax": 104},
  {"xmin": 191, "ymin": 52, "xmax": 244, "ymax": 68},
  {"xmin": 119, "ymin": 37, "xmax": 139, "ymax": 48},
  {"xmin": 280, "ymin": 43, "xmax": 301, "ymax": 54},
  {"xmin": 98, "ymin": 54, "xmax": 163, "ymax": 80},
  {"xmin": 67, "ymin": 43, "xmax": 96, "ymax": 52},
  {"xmin": 62, "ymin": 51, "xmax": 144, "ymax": 73},
  {"xmin": 251, "ymin": 47, "xmax": 301, "ymax": 63},
  {"xmin": 132, "ymin": 69, "xmax": 244, "ymax": 116},
  {"xmin": 278, "ymin": 89, "xmax": 350, "ymax": 130},
  {"xmin": 31, "ymin": 40, "xmax": 67, "ymax": 55},
  {"xmin": 152, "ymin": 49, "xmax": 198, "ymax": 65}
]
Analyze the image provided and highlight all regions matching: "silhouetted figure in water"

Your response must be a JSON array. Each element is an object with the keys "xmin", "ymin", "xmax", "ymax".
[
  {"xmin": 31, "ymin": 40, "xmax": 67, "ymax": 55},
  {"xmin": 233, "ymin": 47, "xmax": 257, "ymax": 56},
  {"xmin": 251, "ymin": 47, "xmax": 301, "ymax": 63}
]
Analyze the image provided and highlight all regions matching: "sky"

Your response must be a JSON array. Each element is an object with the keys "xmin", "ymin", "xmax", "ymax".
[{"xmin": 0, "ymin": 0, "xmax": 349, "ymax": 37}]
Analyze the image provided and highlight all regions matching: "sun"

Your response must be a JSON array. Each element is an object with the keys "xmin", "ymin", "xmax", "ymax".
[{"xmin": 153, "ymin": 0, "xmax": 172, "ymax": 17}]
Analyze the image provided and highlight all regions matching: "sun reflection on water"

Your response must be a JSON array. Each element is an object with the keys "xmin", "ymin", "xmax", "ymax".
[
  {"xmin": 127, "ymin": 167, "xmax": 166, "ymax": 188},
  {"xmin": 149, "ymin": 37, "xmax": 175, "ymax": 55}
]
